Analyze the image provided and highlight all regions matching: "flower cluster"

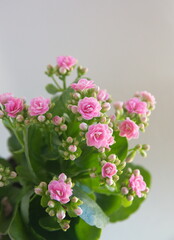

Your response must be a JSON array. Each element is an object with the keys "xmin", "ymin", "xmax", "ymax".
[
  {"xmin": 35, "ymin": 173, "xmax": 83, "ymax": 231},
  {"xmin": 0, "ymin": 164, "xmax": 17, "ymax": 187}
]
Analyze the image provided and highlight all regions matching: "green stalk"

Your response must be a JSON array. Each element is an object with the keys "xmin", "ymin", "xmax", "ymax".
[{"xmin": 51, "ymin": 75, "xmax": 62, "ymax": 89}]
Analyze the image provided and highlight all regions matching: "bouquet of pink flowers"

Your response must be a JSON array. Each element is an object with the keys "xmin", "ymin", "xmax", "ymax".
[{"xmin": 0, "ymin": 56, "xmax": 156, "ymax": 240}]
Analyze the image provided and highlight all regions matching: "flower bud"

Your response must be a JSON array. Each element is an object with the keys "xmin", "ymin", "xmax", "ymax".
[
  {"xmin": 140, "ymin": 116, "xmax": 148, "ymax": 123},
  {"xmin": 0, "ymin": 181, "xmax": 4, "ymax": 187},
  {"xmin": 144, "ymin": 187, "xmax": 150, "ymax": 193},
  {"xmin": 10, "ymin": 171, "xmax": 17, "ymax": 178},
  {"xmin": 127, "ymin": 195, "xmax": 134, "ymax": 201},
  {"xmin": 79, "ymin": 122, "xmax": 88, "ymax": 131},
  {"xmin": 56, "ymin": 210, "xmax": 66, "ymax": 220},
  {"xmin": 16, "ymin": 114, "xmax": 24, "ymax": 122},
  {"xmin": 140, "ymin": 150, "xmax": 147, "ymax": 158},
  {"xmin": 0, "ymin": 110, "xmax": 4, "ymax": 118},
  {"xmin": 98, "ymin": 147, "xmax": 105, "ymax": 153},
  {"xmin": 73, "ymin": 92, "xmax": 81, "ymax": 100},
  {"xmin": 59, "ymin": 67, "xmax": 67, "ymax": 74},
  {"xmin": 59, "ymin": 173, "xmax": 67, "ymax": 181},
  {"xmin": 74, "ymin": 207, "xmax": 83, "ymax": 216},
  {"xmin": 48, "ymin": 201, "xmax": 55, "ymax": 208},
  {"xmin": 114, "ymin": 101, "xmax": 123, "ymax": 110},
  {"xmin": 90, "ymin": 173, "xmax": 96, "ymax": 178},
  {"xmin": 102, "ymin": 102, "xmax": 111, "ymax": 112},
  {"xmin": 133, "ymin": 169, "xmax": 140, "ymax": 176},
  {"xmin": 34, "ymin": 187, "xmax": 42, "ymax": 195},
  {"xmin": 106, "ymin": 178, "xmax": 114, "ymax": 186},
  {"xmin": 110, "ymin": 114, "xmax": 116, "ymax": 122},
  {"xmin": 38, "ymin": 115, "xmax": 45, "ymax": 122},
  {"xmin": 39, "ymin": 182, "xmax": 47, "ymax": 188},
  {"xmin": 142, "ymin": 144, "xmax": 150, "ymax": 151},
  {"xmin": 60, "ymin": 124, "xmax": 67, "ymax": 131},
  {"xmin": 60, "ymin": 221, "xmax": 70, "ymax": 231},
  {"xmin": 70, "ymin": 154, "xmax": 76, "ymax": 161},
  {"xmin": 49, "ymin": 210, "xmax": 55, "ymax": 216},
  {"xmin": 135, "ymin": 144, "xmax": 142, "ymax": 150},
  {"xmin": 108, "ymin": 154, "xmax": 116, "ymax": 161},
  {"xmin": 52, "ymin": 116, "xmax": 62, "ymax": 125},
  {"xmin": 64, "ymin": 151, "xmax": 69, "ymax": 157},
  {"xmin": 126, "ymin": 151, "xmax": 136, "ymax": 163},
  {"xmin": 71, "ymin": 105, "xmax": 78, "ymax": 114},
  {"xmin": 121, "ymin": 187, "xmax": 129, "ymax": 195},
  {"xmin": 100, "ymin": 116, "xmax": 107, "ymax": 123},
  {"xmin": 68, "ymin": 145, "xmax": 77, "ymax": 153},
  {"xmin": 66, "ymin": 137, "xmax": 73, "ymax": 143},
  {"xmin": 71, "ymin": 197, "xmax": 78, "ymax": 203},
  {"xmin": 101, "ymin": 160, "xmax": 107, "ymax": 166},
  {"xmin": 0, "ymin": 175, "xmax": 2, "ymax": 180}
]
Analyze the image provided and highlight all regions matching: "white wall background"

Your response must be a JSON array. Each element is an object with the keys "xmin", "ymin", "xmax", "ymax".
[{"xmin": 0, "ymin": 1, "xmax": 173, "ymax": 239}]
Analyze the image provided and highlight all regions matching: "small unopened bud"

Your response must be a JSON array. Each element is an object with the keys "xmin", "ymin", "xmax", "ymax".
[
  {"xmin": 114, "ymin": 101, "xmax": 123, "ymax": 110},
  {"xmin": 48, "ymin": 201, "xmax": 55, "ymax": 208},
  {"xmin": 0, "ymin": 175, "xmax": 2, "ymax": 180},
  {"xmin": 34, "ymin": 187, "xmax": 42, "ymax": 195},
  {"xmin": 140, "ymin": 116, "xmax": 148, "ymax": 123},
  {"xmin": 106, "ymin": 178, "xmax": 114, "ymax": 186},
  {"xmin": 71, "ymin": 105, "xmax": 78, "ymax": 114},
  {"xmin": 119, "ymin": 162, "xmax": 126, "ymax": 170},
  {"xmin": 102, "ymin": 102, "xmax": 111, "ymax": 112},
  {"xmin": 16, "ymin": 114, "xmax": 24, "ymax": 122},
  {"xmin": 39, "ymin": 182, "xmax": 47, "ymax": 188},
  {"xmin": 74, "ymin": 207, "xmax": 83, "ymax": 216},
  {"xmin": 73, "ymin": 92, "xmax": 81, "ymax": 100},
  {"xmin": 64, "ymin": 151, "xmax": 69, "ymax": 157},
  {"xmin": 139, "ymin": 123, "xmax": 145, "ymax": 131},
  {"xmin": 24, "ymin": 119, "xmax": 30, "ymax": 125},
  {"xmin": 101, "ymin": 160, "xmax": 107, "ymax": 166},
  {"xmin": 68, "ymin": 145, "xmax": 77, "ymax": 153},
  {"xmin": 52, "ymin": 116, "xmax": 62, "ymax": 125},
  {"xmin": 121, "ymin": 187, "xmax": 129, "ymax": 195},
  {"xmin": 98, "ymin": 147, "xmax": 105, "ymax": 153},
  {"xmin": 70, "ymin": 154, "xmax": 76, "ymax": 161},
  {"xmin": 59, "ymin": 173, "xmax": 67, "ymax": 181},
  {"xmin": 144, "ymin": 187, "xmax": 150, "ymax": 193},
  {"xmin": 108, "ymin": 154, "xmax": 116, "ymax": 161},
  {"xmin": 100, "ymin": 116, "xmax": 107, "ymax": 123},
  {"xmin": 127, "ymin": 168, "xmax": 132, "ymax": 174},
  {"xmin": 46, "ymin": 113, "xmax": 52, "ymax": 119},
  {"xmin": 140, "ymin": 150, "xmax": 147, "ymax": 158},
  {"xmin": 59, "ymin": 67, "xmax": 67, "ymax": 74},
  {"xmin": 135, "ymin": 144, "xmax": 142, "ymax": 150},
  {"xmin": 127, "ymin": 195, "xmax": 134, "ymax": 201},
  {"xmin": 79, "ymin": 122, "xmax": 88, "ymax": 131},
  {"xmin": 71, "ymin": 196, "xmax": 78, "ymax": 203},
  {"xmin": 10, "ymin": 171, "xmax": 17, "ymax": 178},
  {"xmin": 142, "ymin": 144, "xmax": 150, "ymax": 151},
  {"xmin": 49, "ymin": 210, "xmax": 55, "ymax": 216},
  {"xmin": 90, "ymin": 173, "xmax": 96, "ymax": 178},
  {"xmin": 126, "ymin": 151, "xmax": 136, "ymax": 163},
  {"xmin": 60, "ymin": 221, "xmax": 70, "ymax": 231},
  {"xmin": 66, "ymin": 137, "xmax": 73, "ymax": 143},
  {"xmin": 133, "ymin": 169, "xmax": 140, "ymax": 176},
  {"xmin": 0, "ymin": 110, "xmax": 4, "ymax": 118},
  {"xmin": 56, "ymin": 210, "xmax": 66, "ymax": 220},
  {"xmin": 113, "ymin": 175, "xmax": 119, "ymax": 182},
  {"xmin": 60, "ymin": 124, "xmax": 67, "ymax": 131},
  {"xmin": 0, "ymin": 181, "xmax": 4, "ymax": 187},
  {"xmin": 110, "ymin": 114, "xmax": 116, "ymax": 122},
  {"xmin": 38, "ymin": 115, "xmax": 45, "ymax": 122}
]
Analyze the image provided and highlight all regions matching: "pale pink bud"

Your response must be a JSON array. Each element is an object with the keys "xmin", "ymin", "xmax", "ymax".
[
  {"xmin": 34, "ymin": 187, "xmax": 42, "ymax": 195},
  {"xmin": 71, "ymin": 105, "xmax": 78, "ymax": 114},
  {"xmin": 56, "ymin": 210, "xmax": 66, "ymax": 220},
  {"xmin": 127, "ymin": 195, "xmax": 134, "ymax": 201},
  {"xmin": 71, "ymin": 197, "xmax": 78, "ymax": 203},
  {"xmin": 106, "ymin": 178, "xmax": 114, "ymax": 186},
  {"xmin": 38, "ymin": 115, "xmax": 45, "ymax": 122},
  {"xmin": 73, "ymin": 92, "xmax": 81, "ymax": 100},
  {"xmin": 61, "ymin": 222, "xmax": 70, "ymax": 231},
  {"xmin": 110, "ymin": 114, "xmax": 116, "ymax": 122},
  {"xmin": 60, "ymin": 124, "xmax": 67, "ymax": 131},
  {"xmin": 102, "ymin": 102, "xmax": 111, "ymax": 111},
  {"xmin": 79, "ymin": 122, "xmax": 88, "ymax": 131},
  {"xmin": 68, "ymin": 145, "xmax": 77, "ymax": 153},
  {"xmin": 16, "ymin": 114, "xmax": 24, "ymax": 122},
  {"xmin": 101, "ymin": 160, "xmax": 107, "ymax": 166},
  {"xmin": 140, "ymin": 116, "xmax": 148, "ymax": 123},
  {"xmin": 100, "ymin": 116, "xmax": 107, "ymax": 123},
  {"xmin": 59, "ymin": 67, "xmax": 67, "ymax": 74},
  {"xmin": 59, "ymin": 173, "xmax": 67, "ymax": 181},
  {"xmin": 52, "ymin": 116, "xmax": 62, "ymax": 125},
  {"xmin": 39, "ymin": 182, "xmax": 47, "ymax": 188},
  {"xmin": 108, "ymin": 154, "xmax": 116, "ymax": 161},
  {"xmin": 0, "ymin": 182, "xmax": 4, "ymax": 187},
  {"xmin": 114, "ymin": 101, "xmax": 123, "ymax": 110},
  {"xmin": 0, "ymin": 111, "xmax": 4, "ymax": 118},
  {"xmin": 98, "ymin": 147, "xmax": 105, "ymax": 153},
  {"xmin": 64, "ymin": 151, "xmax": 69, "ymax": 157},
  {"xmin": 10, "ymin": 171, "xmax": 17, "ymax": 178},
  {"xmin": 145, "ymin": 187, "xmax": 150, "ymax": 193},
  {"xmin": 70, "ymin": 154, "xmax": 76, "ymax": 161},
  {"xmin": 90, "ymin": 173, "xmax": 96, "ymax": 178},
  {"xmin": 48, "ymin": 201, "xmax": 55, "ymax": 208},
  {"xmin": 133, "ymin": 169, "xmax": 140, "ymax": 176},
  {"xmin": 121, "ymin": 187, "xmax": 129, "ymax": 195},
  {"xmin": 49, "ymin": 210, "xmax": 55, "ymax": 216},
  {"xmin": 66, "ymin": 137, "xmax": 73, "ymax": 143},
  {"xmin": 74, "ymin": 207, "xmax": 83, "ymax": 216}
]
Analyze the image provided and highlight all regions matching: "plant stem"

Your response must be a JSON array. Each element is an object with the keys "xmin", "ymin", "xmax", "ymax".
[{"xmin": 51, "ymin": 76, "xmax": 62, "ymax": 89}]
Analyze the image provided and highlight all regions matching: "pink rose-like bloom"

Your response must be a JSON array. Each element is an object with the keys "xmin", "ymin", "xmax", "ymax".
[
  {"xmin": 57, "ymin": 56, "xmax": 77, "ymax": 71},
  {"xmin": 48, "ymin": 178, "xmax": 73, "ymax": 204},
  {"xmin": 119, "ymin": 118, "xmax": 139, "ymax": 140},
  {"xmin": 135, "ymin": 91, "xmax": 156, "ymax": 108},
  {"xmin": 28, "ymin": 97, "xmax": 50, "ymax": 116},
  {"xmin": 4, "ymin": 97, "xmax": 24, "ymax": 118},
  {"xmin": 77, "ymin": 97, "xmax": 101, "ymax": 120},
  {"xmin": 97, "ymin": 89, "xmax": 109, "ymax": 101},
  {"xmin": 0, "ymin": 93, "xmax": 13, "ymax": 104},
  {"xmin": 102, "ymin": 162, "xmax": 117, "ymax": 178},
  {"xmin": 86, "ymin": 123, "xmax": 114, "ymax": 149},
  {"xmin": 128, "ymin": 174, "xmax": 146, "ymax": 197},
  {"xmin": 125, "ymin": 97, "xmax": 147, "ymax": 114},
  {"xmin": 71, "ymin": 79, "xmax": 95, "ymax": 91}
]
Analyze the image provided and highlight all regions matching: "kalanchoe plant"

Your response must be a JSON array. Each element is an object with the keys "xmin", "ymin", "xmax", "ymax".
[{"xmin": 0, "ymin": 56, "xmax": 156, "ymax": 240}]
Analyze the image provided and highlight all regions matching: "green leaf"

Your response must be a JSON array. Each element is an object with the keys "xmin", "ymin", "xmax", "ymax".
[
  {"xmin": 73, "ymin": 186, "xmax": 109, "ymax": 228},
  {"xmin": 109, "ymin": 131, "xmax": 128, "ymax": 161},
  {"xmin": 75, "ymin": 218, "xmax": 101, "ymax": 240},
  {"xmin": 20, "ymin": 190, "xmax": 34, "ymax": 224},
  {"xmin": 39, "ymin": 216, "xmax": 61, "ymax": 232},
  {"xmin": 45, "ymin": 84, "xmax": 59, "ymax": 94}
]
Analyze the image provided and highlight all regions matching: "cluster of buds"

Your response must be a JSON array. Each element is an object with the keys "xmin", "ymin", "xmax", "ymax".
[
  {"xmin": 34, "ymin": 173, "xmax": 83, "ymax": 231},
  {"xmin": 0, "ymin": 164, "xmax": 17, "ymax": 187},
  {"xmin": 60, "ymin": 137, "xmax": 81, "ymax": 161},
  {"xmin": 126, "ymin": 144, "xmax": 150, "ymax": 163},
  {"xmin": 52, "ymin": 115, "xmax": 68, "ymax": 133},
  {"xmin": 99, "ymin": 154, "xmax": 126, "ymax": 187},
  {"xmin": 121, "ymin": 168, "xmax": 149, "ymax": 201}
]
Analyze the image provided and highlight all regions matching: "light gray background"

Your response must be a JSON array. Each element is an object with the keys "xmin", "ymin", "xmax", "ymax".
[{"xmin": 0, "ymin": 1, "xmax": 173, "ymax": 239}]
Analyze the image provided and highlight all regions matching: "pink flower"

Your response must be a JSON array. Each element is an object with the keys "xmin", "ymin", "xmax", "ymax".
[
  {"xmin": 125, "ymin": 97, "xmax": 147, "ymax": 114},
  {"xmin": 28, "ymin": 97, "xmax": 50, "ymax": 116},
  {"xmin": 119, "ymin": 118, "xmax": 139, "ymax": 140},
  {"xmin": 4, "ymin": 97, "xmax": 24, "ymax": 118},
  {"xmin": 135, "ymin": 91, "xmax": 156, "ymax": 109},
  {"xmin": 57, "ymin": 56, "xmax": 77, "ymax": 71},
  {"xmin": 128, "ymin": 174, "xmax": 146, "ymax": 197},
  {"xmin": 71, "ymin": 79, "xmax": 95, "ymax": 91},
  {"xmin": 48, "ymin": 178, "xmax": 73, "ymax": 204},
  {"xmin": 86, "ymin": 123, "xmax": 114, "ymax": 149},
  {"xmin": 0, "ymin": 93, "xmax": 13, "ymax": 104},
  {"xmin": 77, "ymin": 97, "xmax": 101, "ymax": 120},
  {"xmin": 102, "ymin": 162, "xmax": 117, "ymax": 178},
  {"xmin": 97, "ymin": 89, "xmax": 109, "ymax": 101}
]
